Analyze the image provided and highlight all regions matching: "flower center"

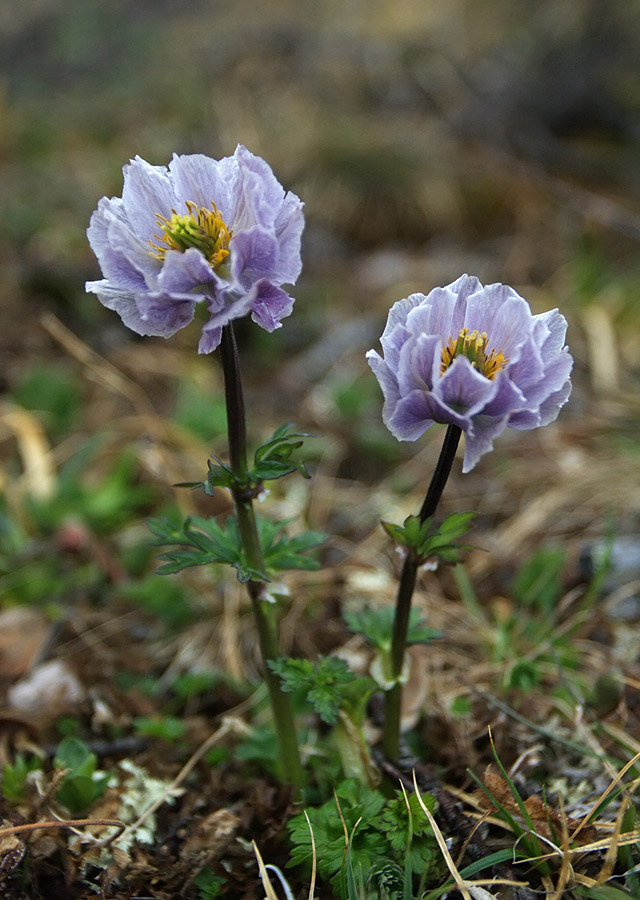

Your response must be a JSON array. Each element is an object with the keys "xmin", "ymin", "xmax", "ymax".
[
  {"xmin": 149, "ymin": 201, "xmax": 231, "ymax": 270},
  {"xmin": 440, "ymin": 328, "xmax": 508, "ymax": 379}
]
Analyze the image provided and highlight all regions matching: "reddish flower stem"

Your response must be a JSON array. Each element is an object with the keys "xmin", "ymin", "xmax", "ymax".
[
  {"xmin": 219, "ymin": 324, "xmax": 303, "ymax": 789},
  {"xmin": 383, "ymin": 424, "xmax": 462, "ymax": 761}
]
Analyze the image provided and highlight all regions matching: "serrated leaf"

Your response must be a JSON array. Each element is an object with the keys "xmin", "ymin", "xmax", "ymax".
[
  {"xmin": 287, "ymin": 779, "xmax": 387, "ymax": 881},
  {"xmin": 269, "ymin": 655, "xmax": 356, "ymax": 725},
  {"xmin": 147, "ymin": 517, "xmax": 184, "ymax": 543},
  {"xmin": 252, "ymin": 424, "xmax": 311, "ymax": 482},
  {"xmin": 150, "ymin": 515, "xmax": 250, "ymax": 578},
  {"xmin": 258, "ymin": 517, "xmax": 325, "ymax": 572},
  {"xmin": 438, "ymin": 511, "xmax": 476, "ymax": 536},
  {"xmin": 345, "ymin": 606, "xmax": 440, "ymax": 650},
  {"xmin": 269, "ymin": 657, "xmax": 314, "ymax": 692},
  {"xmin": 381, "ymin": 511, "xmax": 475, "ymax": 566},
  {"xmin": 407, "ymin": 620, "xmax": 442, "ymax": 644}
]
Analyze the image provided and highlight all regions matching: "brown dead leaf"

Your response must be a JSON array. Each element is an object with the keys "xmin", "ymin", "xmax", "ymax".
[
  {"xmin": 181, "ymin": 808, "xmax": 240, "ymax": 858},
  {"xmin": 476, "ymin": 769, "xmax": 596, "ymax": 844},
  {"xmin": 0, "ymin": 607, "xmax": 51, "ymax": 681}
]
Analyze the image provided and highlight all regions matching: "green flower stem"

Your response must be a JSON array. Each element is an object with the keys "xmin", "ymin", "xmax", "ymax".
[
  {"xmin": 219, "ymin": 324, "xmax": 303, "ymax": 789},
  {"xmin": 382, "ymin": 424, "xmax": 462, "ymax": 761}
]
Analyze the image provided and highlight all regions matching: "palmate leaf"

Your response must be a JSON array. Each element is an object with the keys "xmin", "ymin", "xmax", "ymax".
[
  {"xmin": 344, "ymin": 606, "xmax": 441, "ymax": 651},
  {"xmin": 149, "ymin": 514, "xmax": 325, "ymax": 582},
  {"xmin": 287, "ymin": 779, "xmax": 387, "ymax": 879},
  {"xmin": 382, "ymin": 511, "xmax": 476, "ymax": 565},
  {"xmin": 252, "ymin": 423, "xmax": 311, "ymax": 482},
  {"xmin": 186, "ymin": 424, "xmax": 312, "ymax": 498},
  {"xmin": 258, "ymin": 517, "xmax": 326, "ymax": 572},
  {"xmin": 381, "ymin": 791, "xmax": 438, "ymax": 873},
  {"xmin": 149, "ymin": 515, "xmax": 261, "ymax": 582},
  {"xmin": 269, "ymin": 655, "xmax": 357, "ymax": 725}
]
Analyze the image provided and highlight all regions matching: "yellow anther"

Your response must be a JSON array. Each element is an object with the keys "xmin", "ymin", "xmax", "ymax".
[
  {"xmin": 149, "ymin": 201, "xmax": 231, "ymax": 270},
  {"xmin": 441, "ymin": 327, "xmax": 508, "ymax": 379}
]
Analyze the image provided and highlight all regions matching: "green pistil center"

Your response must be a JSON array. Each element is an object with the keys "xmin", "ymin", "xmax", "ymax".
[
  {"xmin": 441, "ymin": 328, "xmax": 508, "ymax": 380},
  {"xmin": 149, "ymin": 201, "xmax": 231, "ymax": 270}
]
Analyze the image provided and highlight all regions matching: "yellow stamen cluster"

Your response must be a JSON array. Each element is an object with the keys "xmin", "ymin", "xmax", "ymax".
[
  {"xmin": 149, "ymin": 201, "xmax": 231, "ymax": 270},
  {"xmin": 440, "ymin": 328, "xmax": 508, "ymax": 379}
]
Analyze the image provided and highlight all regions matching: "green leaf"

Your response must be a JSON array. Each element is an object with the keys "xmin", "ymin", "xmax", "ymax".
[
  {"xmin": 258, "ymin": 517, "xmax": 325, "ymax": 573},
  {"xmin": 192, "ymin": 424, "xmax": 312, "ymax": 497},
  {"xmin": 381, "ymin": 791, "xmax": 438, "ymax": 873},
  {"xmin": 512, "ymin": 545, "xmax": 566, "ymax": 614},
  {"xmin": 56, "ymin": 775, "xmax": 101, "ymax": 813},
  {"xmin": 252, "ymin": 424, "xmax": 311, "ymax": 482},
  {"xmin": 288, "ymin": 779, "xmax": 387, "ymax": 887},
  {"xmin": 577, "ymin": 887, "xmax": 635, "ymax": 899},
  {"xmin": 1, "ymin": 754, "xmax": 41, "ymax": 802},
  {"xmin": 344, "ymin": 606, "xmax": 440, "ymax": 651},
  {"xmin": 151, "ymin": 513, "xmax": 323, "ymax": 580},
  {"xmin": 53, "ymin": 738, "xmax": 109, "ymax": 812},
  {"xmin": 381, "ymin": 512, "xmax": 475, "ymax": 565},
  {"xmin": 270, "ymin": 656, "xmax": 356, "ymax": 725},
  {"xmin": 134, "ymin": 716, "xmax": 186, "ymax": 742},
  {"xmin": 193, "ymin": 868, "xmax": 227, "ymax": 900},
  {"xmin": 203, "ymin": 457, "xmax": 237, "ymax": 491},
  {"xmin": 149, "ymin": 515, "xmax": 263, "ymax": 581},
  {"xmin": 54, "ymin": 737, "xmax": 96, "ymax": 775}
]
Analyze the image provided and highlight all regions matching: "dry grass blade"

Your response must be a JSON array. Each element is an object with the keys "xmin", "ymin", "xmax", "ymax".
[
  {"xmin": 592, "ymin": 794, "xmax": 629, "ymax": 888},
  {"xmin": 106, "ymin": 716, "xmax": 250, "ymax": 850},
  {"xmin": 334, "ymin": 789, "xmax": 350, "ymax": 851},
  {"xmin": 253, "ymin": 829, "xmax": 310, "ymax": 900},
  {"xmin": 454, "ymin": 809, "xmax": 492, "ymax": 869},
  {"xmin": 411, "ymin": 771, "xmax": 473, "ymax": 900},
  {"xmin": 570, "ymin": 750, "xmax": 640, "ymax": 843},
  {"xmin": 39, "ymin": 312, "xmax": 191, "ymax": 502},
  {"xmin": 546, "ymin": 796, "xmax": 573, "ymax": 900},
  {"xmin": 0, "ymin": 818, "xmax": 124, "ymax": 839},
  {"xmin": 0, "ymin": 403, "xmax": 55, "ymax": 499},
  {"xmin": 412, "ymin": 773, "xmax": 528, "ymax": 898},
  {"xmin": 304, "ymin": 811, "xmax": 317, "ymax": 900},
  {"xmin": 253, "ymin": 840, "xmax": 281, "ymax": 900}
]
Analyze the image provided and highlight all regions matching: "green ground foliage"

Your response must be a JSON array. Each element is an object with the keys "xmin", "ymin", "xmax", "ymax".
[{"xmin": 1, "ymin": 0, "xmax": 640, "ymax": 897}]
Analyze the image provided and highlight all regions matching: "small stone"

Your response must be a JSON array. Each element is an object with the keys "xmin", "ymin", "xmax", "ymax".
[{"xmin": 7, "ymin": 659, "xmax": 85, "ymax": 718}]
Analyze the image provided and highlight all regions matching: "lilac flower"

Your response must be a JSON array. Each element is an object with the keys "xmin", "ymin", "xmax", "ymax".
[
  {"xmin": 366, "ymin": 275, "xmax": 573, "ymax": 472},
  {"xmin": 86, "ymin": 145, "xmax": 304, "ymax": 353}
]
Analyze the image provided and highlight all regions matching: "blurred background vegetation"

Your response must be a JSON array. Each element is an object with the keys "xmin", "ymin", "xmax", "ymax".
[
  {"xmin": 1, "ymin": 3, "xmax": 640, "ymax": 896},
  {"xmin": 1, "ymin": 0, "xmax": 639, "ymax": 609}
]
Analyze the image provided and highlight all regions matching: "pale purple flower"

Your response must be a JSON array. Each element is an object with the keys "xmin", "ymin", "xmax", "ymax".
[
  {"xmin": 366, "ymin": 275, "xmax": 573, "ymax": 472},
  {"xmin": 86, "ymin": 145, "xmax": 304, "ymax": 353}
]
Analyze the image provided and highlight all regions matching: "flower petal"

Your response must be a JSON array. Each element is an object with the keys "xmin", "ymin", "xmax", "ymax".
[
  {"xmin": 198, "ymin": 324, "xmax": 223, "ymax": 354},
  {"xmin": 250, "ymin": 281, "xmax": 295, "ymax": 332},
  {"xmin": 157, "ymin": 247, "xmax": 221, "ymax": 296},
  {"xmin": 432, "ymin": 356, "xmax": 497, "ymax": 417},
  {"xmin": 274, "ymin": 191, "xmax": 305, "ymax": 283},
  {"xmin": 367, "ymin": 275, "xmax": 573, "ymax": 470},
  {"xmin": 135, "ymin": 292, "xmax": 198, "ymax": 334},
  {"xmin": 366, "ymin": 350, "xmax": 401, "ymax": 418},
  {"xmin": 121, "ymin": 156, "xmax": 176, "ymax": 242},
  {"xmin": 230, "ymin": 227, "xmax": 279, "ymax": 289},
  {"xmin": 461, "ymin": 414, "xmax": 510, "ymax": 473},
  {"xmin": 87, "ymin": 148, "xmax": 303, "ymax": 349},
  {"xmin": 396, "ymin": 333, "xmax": 441, "ymax": 394},
  {"xmin": 87, "ymin": 199, "xmax": 148, "ymax": 292},
  {"xmin": 86, "ymin": 281, "xmax": 194, "ymax": 337},
  {"xmin": 169, "ymin": 152, "xmax": 238, "ymax": 223}
]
